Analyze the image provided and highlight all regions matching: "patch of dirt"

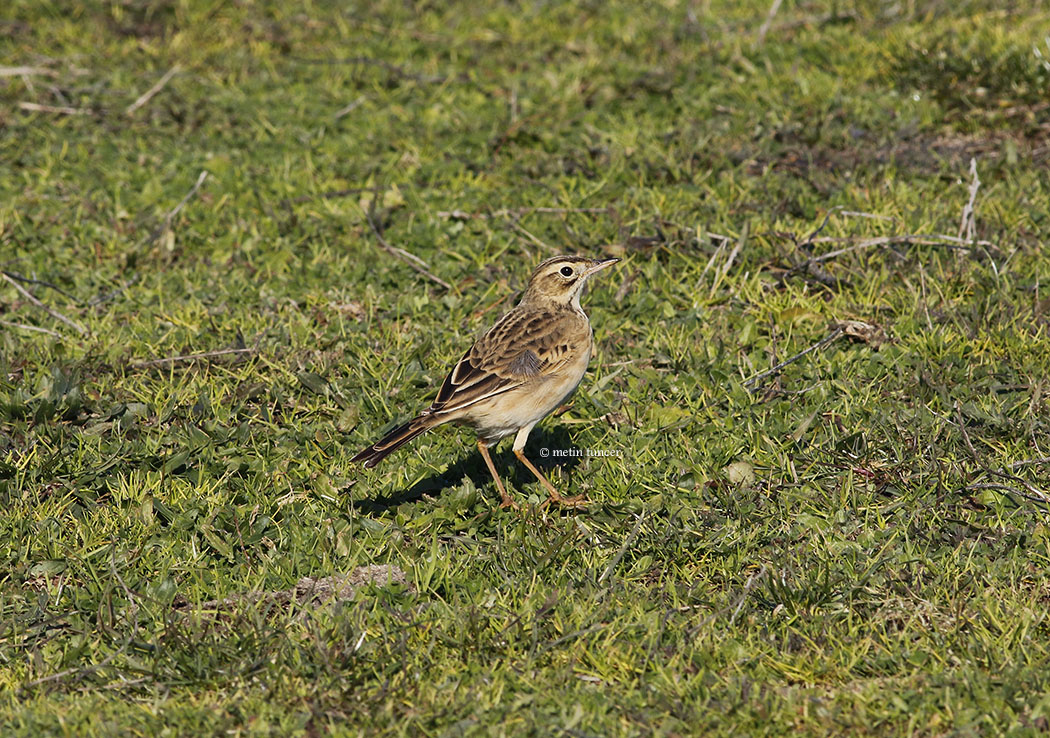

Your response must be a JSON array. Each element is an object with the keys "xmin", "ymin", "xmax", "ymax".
[
  {"xmin": 174, "ymin": 564, "xmax": 411, "ymax": 617},
  {"xmin": 739, "ymin": 133, "xmax": 982, "ymax": 178},
  {"xmin": 736, "ymin": 131, "xmax": 1042, "ymax": 180}
]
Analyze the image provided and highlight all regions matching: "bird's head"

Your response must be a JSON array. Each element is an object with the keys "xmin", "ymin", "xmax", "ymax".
[{"xmin": 520, "ymin": 255, "xmax": 620, "ymax": 310}]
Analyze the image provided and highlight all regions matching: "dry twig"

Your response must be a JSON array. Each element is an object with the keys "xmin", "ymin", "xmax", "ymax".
[
  {"xmin": 365, "ymin": 189, "xmax": 452, "ymax": 290},
  {"xmin": 129, "ymin": 347, "xmax": 255, "ymax": 369},
  {"xmin": 507, "ymin": 218, "xmax": 554, "ymax": 253},
  {"xmin": 125, "ymin": 65, "xmax": 181, "ymax": 115},
  {"xmin": 839, "ymin": 210, "xmax": 897, "ymax": 223},
  {"xmin": 0, "ymin": 66, "xmax": 60, "ymax": 78},
  {"xmin": 719, "ymin": 227, "xmax": 746, "ymax": 281},
  {"xmin": 0, "ymin": 270, "xmax": 81, "ymax": 303},
  {"xmin": 437, "ymin": 207, "xmax": 611, "ymax": 219},
  {"xmin": 17, "ymin": 101, "xmax": 88, "ymax": 115},
  {"xmin": 0, "ymin": 319, "xmax": 61, "ymax": 338},
  {"xmin": 1, "ymin": 272, "xmax": 86, "ymax": 335},
  {"xmin": 162, "ymin": 171, "xmax": 208, "ymax": 225},
  {"xmin": 957, "ymin": 157, "xmax": 980, "ymax": 243},
  {"xmin": 807, "ymin": 233, "xmax": 995, "ymax": 264},
  {"xmin": 334, "ymin": 96, "xmax": 366, "ymax": 119},
  {"xmin": 697, "ymin": 236, "xmax": 728, "ymax": 286},
  {"xmin": 755, "ymin": 0, "xmax": 784, "ymax": 45},
  {"xmin": 730, "ymin": 566, "xmax": 769, "ymax": 624},
  {"xmin": 743, "ymin": 326, "xmax": 844, "ymax": 389},
  {"xmin": 1008, "ymin": 457, "xmax": 1050, "ymax": 469},
  {"xmin": 144, "ymin": 171, "xmax": 209, "ymax": 246},
  {"xmin": 777, "ymin": 205, "xmax": 999, "ymax": 292},
  {"xmin": 958, "ymin": 482, "xmax": 1050, "ymax": 507}
]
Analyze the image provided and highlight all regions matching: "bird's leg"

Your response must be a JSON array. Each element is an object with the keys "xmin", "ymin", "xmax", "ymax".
[
  {"xmin": 511, "ymin": 426, "xmax": 586, "ymax": 508},
  {"xmin": 477, "ymin": 439, "xmax": 517, "ymax": 509},
  {"xmin": 513, "ymin": 449, "xmax": 586, "ymax": 507}
]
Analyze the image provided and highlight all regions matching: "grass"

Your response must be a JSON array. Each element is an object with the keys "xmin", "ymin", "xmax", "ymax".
[{"xmin": 3, "ymin": 0, "xmax": 1050, "ymax": 734}]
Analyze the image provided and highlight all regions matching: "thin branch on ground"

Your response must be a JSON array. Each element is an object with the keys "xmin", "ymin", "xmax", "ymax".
[
  {"xmin": 775, "ymin": 209, "xmax": 850, "ymax": 290},
  {"xmin": 0, "ymin": 66, "xmax": 60, "ymax": 78},
  {"xmin": 129, "ymin": 347, "xmax": 255, "ymax": 369},
  {"xmin": 0, "ymin": 319, "xmax": 61, "ymax": 338},
  {"xmin": 957, "ymin": 157, "xmax": 980, "ymax": 243},
  {"xmin": 800, "ymin": 206, "xmax": 841, "ymax": 246},
  {"xmin": 437, "ymin": 207, "xmax": 611, "ymax": 220},
  {"xmin": 711, "ymin": 226, "xmax": 746, "ymax": 296},
  {"xmin": 0, "ymin": 270, "xmax": 81, "ymax": 303},
  {"xmin": 471, "ymin": 292, "xmax": 517, "ymax": 322},
  {"xmin": 364, "ymin": 189, "xmax": 452, "ymax": 290},
  {"xmin": 988, "ymin": 470, "xmax": 1050, "ymax": 505},
  {"xmin": 334, "ymin": 96, "xmax": 366, "ymax": 119},
  {"xmin": 507, "ymin": 217, "xmax": 554, "ymax": 253},
  {"xmin": 944, "ymin": 401, "xmax": 1050, "ymax": 507},
  {"xmin": 125, "ymin": 65, "xmax": 181, "ymax": 115},
  {"xmin": 839, "ymin": 210, "xmax": 898, "ymax": 223},
  {"xmin": 1, "ymin": 272, "xmax": 87, "ymax": 335},
  {"xmin": 1007, "ymin": 457, "xmax": 1050, "ymax": 469},
  {"xmin": 957, "ymin": 482, "xmax": 1050, "ymax": 508},
  {"xmin": 598, "ymin": 515, "xmax": 646, "ymax": 585},
  {"xmin": 807, "ymin": 233, "xmax": 996, "ymax": 265},
  {"xmin": 697, "ymin": 237, "xmax": 728, "ymax": 286},
  {"xmin": 653, "ymin": 218, "xmax": 732, "ymax": 248},
  {"xmin": 730, "ymin": 566, "xmax": 769, "ymax": 624},
  {"xmin": 88, "ymin": 277, "xmax": 138, "ymax": 307},
  {"xmin": 755, "ymin": 0, "xmax": 784, "ymax": 45},
  {"xmin": 810, "ymin": 232, "xmax": 994, "ymax": 249},
  {"xmin": 179, "ymin": 566, "xmax": 410, "ymax": 618},
  {"xmin": 918, "ymin": 264, "xmax": 934, "ymax": 331},
  {"xmin": 161, "ymin": 171, "xmax": 208, "ymax": 226},
  {"xmin": 788, "ymin": 259, "xmax": 846, "ymax": 290},
  {"xmin": 17, "ymin": 101, "xmax": 89, "ymax": 115},
  {"xmin": 743, "ymin": 326, "xmax": 844, "ymax": 389},
  {"xmin": 145, "ymin": 171, "xmax": 209, "ymax": 246},
  {"xmin": 776, "ymin": 205, "xmax": 1000, "ymax": 290}
]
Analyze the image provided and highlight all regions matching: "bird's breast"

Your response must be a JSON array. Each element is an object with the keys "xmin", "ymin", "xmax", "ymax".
[{"xmin": 460, "ymin": 335, "xmax": 592, "ymax": 441}]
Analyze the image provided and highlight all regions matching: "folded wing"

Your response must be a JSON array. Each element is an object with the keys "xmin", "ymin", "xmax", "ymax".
[{"xmin": 428, "ymin": 308, "xmax": 580, "ymax": 417}]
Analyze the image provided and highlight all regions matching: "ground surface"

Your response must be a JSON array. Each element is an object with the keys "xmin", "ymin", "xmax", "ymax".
[{"xmin": 3, "ymin": 1, "xmax": 1050, "ymax": 735}]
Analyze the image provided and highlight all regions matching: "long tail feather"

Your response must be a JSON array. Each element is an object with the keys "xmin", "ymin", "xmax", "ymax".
[{"xmin": 350, "ymin": 416, "xmax": 433, "ymax": 468}]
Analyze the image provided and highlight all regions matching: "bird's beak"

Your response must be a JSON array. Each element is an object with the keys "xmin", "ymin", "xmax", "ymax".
[{"xmin": 585, "ymin": 257, "xmax": 620, "ymax": 277}]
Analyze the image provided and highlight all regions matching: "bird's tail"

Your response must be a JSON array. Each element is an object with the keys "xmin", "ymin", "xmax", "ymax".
[{"xmin": 350, "ymin": 415, "xmax": 435, "ymax": 468}]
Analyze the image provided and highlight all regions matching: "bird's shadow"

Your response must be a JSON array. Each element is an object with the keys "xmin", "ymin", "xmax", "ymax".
[{"xmin": 349, "ymin": 426, "xmax": 583, "ymax": 515}]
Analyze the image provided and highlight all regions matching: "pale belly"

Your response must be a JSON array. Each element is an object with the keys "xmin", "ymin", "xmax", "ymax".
[{"xmin": 459, "ymin": 344, "xmax": 592, "ymax": 442}]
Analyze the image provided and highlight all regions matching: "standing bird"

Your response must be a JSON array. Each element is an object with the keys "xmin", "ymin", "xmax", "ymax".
[{"xmin": 351, "ymin": 255, "xmax": 619, "ymax": 508}]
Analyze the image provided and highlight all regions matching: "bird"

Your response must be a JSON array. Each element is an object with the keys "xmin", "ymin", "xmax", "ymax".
[{"xmin": 351, "ymin": 254, "xmax": 620, "ymax": 508}]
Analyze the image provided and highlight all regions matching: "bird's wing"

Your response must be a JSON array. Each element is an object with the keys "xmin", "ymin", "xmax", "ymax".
[{"xmin": 428, "ymin": 308, "xmax": 583, "ymax": 416}]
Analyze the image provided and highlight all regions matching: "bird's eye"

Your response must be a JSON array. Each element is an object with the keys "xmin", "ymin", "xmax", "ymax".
[{"xmin": 559, "ymin": 266, "xmax": 574, "ymax": 277}]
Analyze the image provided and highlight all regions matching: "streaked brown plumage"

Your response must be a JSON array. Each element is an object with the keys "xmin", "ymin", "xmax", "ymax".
[{"xmin": 351, "ymin": 255, "xmax": 619, "ymax": 508}]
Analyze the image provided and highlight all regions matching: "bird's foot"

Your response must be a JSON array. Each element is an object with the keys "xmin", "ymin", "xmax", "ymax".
[{"xmin": 500, "ymin": 495, "xmax": 520, "ymax": 511}]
